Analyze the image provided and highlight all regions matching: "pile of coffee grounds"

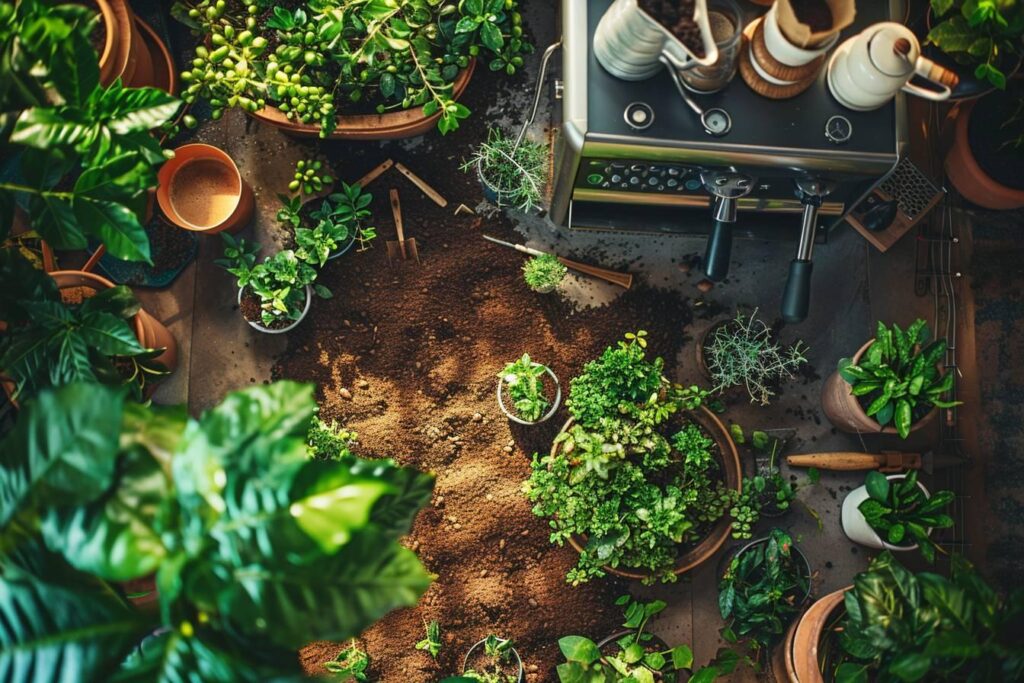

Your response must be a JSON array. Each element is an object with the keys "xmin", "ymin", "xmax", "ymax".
[
  {"xmin": 638, "ymin": 0, "xmax": 705, "ymax": 57},
  {"xmin": 790, "ymin": 0, "xmax": 833, "ymax": 33},
  {"xmin": 272, "ymin": 36, "xmax": 698, "ymax": 681}
]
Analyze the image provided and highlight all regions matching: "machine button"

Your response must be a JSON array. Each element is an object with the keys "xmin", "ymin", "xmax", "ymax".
[
  {"xmin": 657, "ymin": 185, "xmax": 665, "ymax": 191},
  {"xmin": 587, "ymin": 173, "xmax": 604, "ymax": 185},
  {"xmin": 666, "ymin": 178, "xmax": 678, "ymax": 188},
  {"xmin": 647, "ymin": 177, "xmax": 659, "ymax": 186},
  {"xmin": 630, "ymin": 164, "xmax": 644, "ymax": 173},
  {"xmin": 667, "ymin": 167, "xmax": 681, "ymax": 177},
  {"xmin": 685, "ymin": 179, "xmax": 702, "ymax": 191},
  {"xmin": 629, "ymin": 176, "xmax": 641, "ymax": 186},
  {"xmin": 611, "ymin": 174, "xmax": 623, "ymax": 183}
]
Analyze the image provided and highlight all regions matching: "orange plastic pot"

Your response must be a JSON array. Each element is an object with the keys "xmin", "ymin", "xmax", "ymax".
[{"xmin": 156, "ymin": 144, "xmax": 254, "ymax": 234}]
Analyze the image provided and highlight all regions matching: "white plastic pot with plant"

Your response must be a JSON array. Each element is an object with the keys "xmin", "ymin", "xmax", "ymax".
[
  {"xmin": 522, "ymin": 253, "xmax": 567, "ymax": 294},
  {"xmin": 497, "ymin": 354, "xmax": 562, "ymax": 425}
]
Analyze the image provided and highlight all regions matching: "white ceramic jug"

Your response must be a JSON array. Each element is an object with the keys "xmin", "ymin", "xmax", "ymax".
[{"xmin": 827, "ymin": 22, "xmax": 958, "ymax": 111}]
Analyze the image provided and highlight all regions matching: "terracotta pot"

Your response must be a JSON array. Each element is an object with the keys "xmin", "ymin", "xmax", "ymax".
[
  {"xmin": 780, "ymin": 586, "xmax": 850, "ymax": 683},
  {"xmin": 156, "ymin": 144, "xmax": 254, "ymax": 234},
  {"xmin": 132, "ymin": 16, "xmax": 178, "ymax": 94},
  {"xmin": 561, "ymin": 401, "xmax": 742, "ymax": 580},
  {"xmin": 94, "ymin": 0, "xmax": 132, "ymax": 87},
  {"xmin": 248, "ymin": 60, "xmax": 476, "ymax": 140},
  {"xmin": 820, "ymin": 339, "xmax": 938, "ymax": 436},
  {"xmin": 695, "ymin": 318, "xmax": 730, "ymax": 383},
  {"xmin": 124, "ymin": 17, "xmax": 154, "ymax": 89},
  {"xmin": 945, "ymin": 98, "xmax": 1024, "ymax": 210}
]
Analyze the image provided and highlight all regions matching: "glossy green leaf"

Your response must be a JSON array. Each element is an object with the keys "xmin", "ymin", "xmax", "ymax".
[
  {"xmin": 74, "ymin": 197, "xmax": 151, "ymax": 263},
  {"xmin": 865, "ymin": 471, "xmax": 890, "ymax": 502},
  {"xmin": 558, "ymin": 636, "xmax": 601, "ymax": 664}
]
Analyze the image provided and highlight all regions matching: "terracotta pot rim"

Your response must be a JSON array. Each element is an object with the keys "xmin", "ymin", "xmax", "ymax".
[
  {"xmin": 94, "ymin": 0, "xmax": 132, "ymax": 86},
  {"xmin": 49, "ymin": 269, "xmax": 145, "ymax": 342},
  {"xmin": 695, "ymin": 318, "xmax": 732, "ymax": 384},
  {"xmin": 945, "ymin": 98, "xmax": 1024, "ymax": 208},
  {"xmin": 558, "ymin": 397, "xmax": 741, "ymax": 580},
  {"xmin": 248, "ymin": 60, "xmax": 476, "ymax": 139},
  {"xmin": 157, "ymin": 144, "xmax": 246, "ymax": 233}
]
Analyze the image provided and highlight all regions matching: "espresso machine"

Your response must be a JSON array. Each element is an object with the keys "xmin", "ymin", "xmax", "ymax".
[{"xmin": 549, "ymin": 0, "xmax": 906, "ymax": 322}]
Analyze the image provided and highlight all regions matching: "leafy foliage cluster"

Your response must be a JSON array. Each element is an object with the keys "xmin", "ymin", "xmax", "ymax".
[
  {"xmin": 498, "ymin": 353, "xmax": 552, "ymax": 422},
  {"xmin": 838, "ymin": 319, "xmax": 959, "ymax": 439},
  {"xmin": 858, "ymin": 470, "xmax": 954, "ymax": 563},
  {"xmin": 325, "ymin": 640, "xmax": 371, "ymax": 680},
  {"xmin": 524, "ymin": 332, "xmax": 749, "ymax": 585},
  {"xmin": 173, "ymin": 0, "xmax": 532, "ymax": 136},
  {"xmin": 0, "ymin": 381, "xmax": 434, "ymax": 680},
  {"xmin": 307, "ymin": 414, "xmax": 359, "ymax": 460},
  {"xmin": 927, "ymin": 0, "xmax": 1023, "ymax": 89},
  {"xmin": 718, "ymin": 529, "xmax": 810, "ymax": 660},
  {"xmin": 521, "ymin": 252, "xmax": 566, "ymax": 292},
  {"xmin": 0, "ymin": 0, "xmax": 181, "ymax": 262},
  {"xmin": 463, "ymin": 635, "xmax": 519, "ymax": 683},
  {"xmin": 0, "ymin": 251, "xmax": 166, "ymax": 403},
  {"xmin": 704, "ymin": 310, "xmax": 807, "ymax": 406},
  {"xmin": 834, "ymin": 551, "xmax": 1024, "ymax": 683},
  {"xmin": 415, "ymin": 619, "xmax": 443, "ymax": 660},
  {"xmin": 462, "ymin": 127, "xmax": 549, "ymax": 211}
]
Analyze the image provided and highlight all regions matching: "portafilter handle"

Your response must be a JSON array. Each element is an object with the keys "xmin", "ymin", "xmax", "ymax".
[
  {"xmin": 701, "ymin": 171, "xmax": 754, "ymax": 282},
  {"xmin": 781, "ymin": 179, "xmax": 835, "ymax": 324}
]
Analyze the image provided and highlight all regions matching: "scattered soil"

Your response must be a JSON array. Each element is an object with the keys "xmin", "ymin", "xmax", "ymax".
[
  {"xmin": 789, "ymin": 0, "xmax": 834, "ymax": 33},
  {"xmin": 638, "ymin": 0, "xmax": 705, "ymax": 57},
  {"xmin": 239, "ymin": 288, "xmax": 294, "ymax": 330},
  {"xmin": 58, "ymin": 285, "xmax": 98, "ymax": 306},
  {"xmin": 271, "ymin": 38, "xmax": 700, "ymax": 679}
]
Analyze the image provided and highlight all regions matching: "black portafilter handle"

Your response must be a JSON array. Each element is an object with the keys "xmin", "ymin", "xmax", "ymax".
[
  {"xmin": 704, "ymin": 219, "xmax": 733, "ymax": 282},
  {"xmin": 781, "ymin": 192, "xmax": 823, "ymax": 324}
]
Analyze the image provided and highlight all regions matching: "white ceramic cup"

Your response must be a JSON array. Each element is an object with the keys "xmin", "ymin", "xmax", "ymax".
[{"xmin": 762, "ymin": 4, "xmax": 838, "ymax": 67}]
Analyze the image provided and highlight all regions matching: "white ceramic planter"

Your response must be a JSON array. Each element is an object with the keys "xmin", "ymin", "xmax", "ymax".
[
  {"xmin": 497, "ymin": 363, "xmax": 562, "ymax": 425},
  {"xmin": 841, "ymin": 474, "xmax": 930, "ymax": 551},
  {"xmin": 237, "ymin": 285, "xmax": 312, "ymax": 334}
]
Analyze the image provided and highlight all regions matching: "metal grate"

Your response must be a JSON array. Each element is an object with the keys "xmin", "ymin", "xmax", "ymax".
[{"xmin": 880, "ymin": 156, "xmax": 943, "ymax": 220}]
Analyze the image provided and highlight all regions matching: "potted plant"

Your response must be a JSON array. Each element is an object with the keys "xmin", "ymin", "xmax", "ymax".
[
  {"xmin": 0, "ymin": 251, "xmax": 174, "ymax": 404},
  {"xmin": 0, "ymin": 380, "xmax": 435, "ymax": 679},
  {"xmin": 556, "ymin": 595, "xmax": 735, "ymax": 682},
  {"xmin": 797, "ymin": 552, "xmax": 1024, "ymax": 683},
  {"xmin": 462, "ymin": 128, "xmax": 549, "ymax": 211},
  {"xmin": 324, "ymin": 640, "xmax": 371, "ymax": 680},
  {"xmin": 461, "ymin": 635, "xmax": 523, "ymax": 683},
  {"xmin": 821, "ymin": 319, "xmax": 959, "ymax": 439},
  {"xmin": 0, "ymin": 0, "xmax": 181, "ymax": 262},
  {"xmin": 718, "ymin": 529, "xmax": 811, "ymax": 665},
  {"xmin": 697, "ymin": 310, "xmax": 808, "ymax": 406},
  {"xmin": 944, "ymin": 82, "xmax": 1024, "ymax": 210},
  {"xmin": 217, "ymin": 235, "xmax": 331, "ymax": 334},
  {"xmin": 156, "ymin": 142, "xmax": 256, "ymax": 234},
  {"xmin": 523, "ymin": 331, "xmax": 743, "ymax": 585},
  {"xmin": 172, "ymin": 0, "xmax": 532, "ymax": 138},
  {"xmin": 841, "ymin": 470, "xmax": 954, "ymax": 563},
  {"xmin": 497, "ymin": 353, "xmax": 561, "ymax": 425},
  {"xmin": 277, "ymin": 160, "xmax": 377, "ymax": 264},
  {"xmin": 521, "ymin": 253, "xmax": 567, "ymax": 294},
  {"xmin": 926, "ymin": 0, "xmax": 1023, "ymax": 91}
]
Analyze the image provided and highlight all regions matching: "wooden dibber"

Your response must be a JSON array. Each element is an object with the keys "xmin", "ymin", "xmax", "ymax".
[
  {"xmin": 787, "ymin": 451, "xmax": 922, "ymax": 472},
  {"xmin": 355, "ymin": 159, "xmax": 395, "ymax": 189},
  {"xmin": 481, "ymin": 234, "xmax": 633, "ymax": 289},
  {"xmin": 386, "ymin": 189, "xmax": 419, "ymax": 264},
  {"xmin": 395, "ymin": 162, "xmax": 448, "ymax": 208}
]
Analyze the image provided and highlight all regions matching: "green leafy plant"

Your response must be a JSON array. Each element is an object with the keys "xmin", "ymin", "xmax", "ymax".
[
  {"xmin": 216, "ymin": 234, "xmax": 330, "ymax": 327},
  {"xmin": 927, "ymin": 0, "xmax": 1024, "ymax": 89},
  {"xmin": 557, "ymin": 596, "xmax": 735, "ymax": 683},
  {"xmin": 462, "ymin": 128, "xmax": 548, "ymax": 211},
  {"xmin": 703, "ymin": 310, "xmax": 807, "ymax": 406},
  {"xmin": 463, "ymin": 635, "xmax": 519, "ymax": 683},
  {"xmin": 525, "ymin": 332, "xmax": 749, "ymax": 584},
  {"xmin": 718, "ymin": 529, "xmax": 810, "ymax": 662},
  {"xmin": 416, "ymin": 619, "xmax": 443, "ymax": 660},
  {"xmin": 325, "ymin": 640, "xmax": 370, "ymax": 680},
  {"xmin": 0, "ymin": 380, "xmax": 434, "ymax": 679},
  {"xmin": 498, "ymin": 353, "xmax": 553, "ymax": 422},
  {"xmin": 0, "ymin": 251, "xmax": 166, "ymax": 402},
  {"xmin": 173, "ymin": 0, "xmax": 532, "ymax": 136},
  {"xmin": 308, "ymin": 414, "xmax": 358, "ymax": 460},
  {"xmin": 521, "ymin": 253, "xmax": 566, "ymax": 293},
  {"xmin": 838, "ymin": 319, "xmax": 960, "ymax": 439},
  {"xmin": 858, "ymin": 470, "xmax": 954, "ymax": 563},
  {"xmin": 834, "ymin": 551, "xmax": 1024, "ymax": 683},
  {"xmin": 0, "ymin": 0, "xmax": 181, "ymax": 261}
]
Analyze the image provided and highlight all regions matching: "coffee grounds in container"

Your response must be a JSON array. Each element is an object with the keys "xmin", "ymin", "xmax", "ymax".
[
  {"xmin": 790, "ymin": 0, "xmax": 833, "ymax": 33},
  {"xmin": 637, "ymin": 0, "xmax": 706, "ymax": 58}
]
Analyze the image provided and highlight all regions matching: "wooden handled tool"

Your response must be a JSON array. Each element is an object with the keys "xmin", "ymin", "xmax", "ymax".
[
  {"xmin": 395, "ymin": 162, "xmax": 448, "ymax": 208},
  {"xmin": 386, "ymin": 189, "xmax": 420, "ymax": 264},
  {"xmin": 787, "ymin": 451, "xmax": 922, "ymax": 472},
  {"xmin": 355, "ymin": 159, "xmax": 394, "ymax": 188},
  {"xmin": 482, "ymin": 234, "xmax": 633, "ymax": 289}
]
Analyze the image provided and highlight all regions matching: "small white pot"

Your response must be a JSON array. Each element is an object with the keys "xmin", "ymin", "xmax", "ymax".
[
  {"xmin": 497, "ymin": 363, "xmax": 562, "ymax": 426},
  {"xmin": 237, "ymin": 285, "xmax": 312, "ymax": 334},
  {"xmin": 762, "ymin": 4, "xmax": 838, "ymax": 67},
  {"xmin": 841, "ymin": 473, "xmax": 930, "ymax": 552}
]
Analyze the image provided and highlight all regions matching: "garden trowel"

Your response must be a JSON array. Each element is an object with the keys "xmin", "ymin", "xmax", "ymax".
[
  {"xmin": 786, "ymin": 450, "xmax": 965, "ymax": 474},
  {"xmin": 386, "ymin": 188, "xmax": 419, "ymax": 265}
]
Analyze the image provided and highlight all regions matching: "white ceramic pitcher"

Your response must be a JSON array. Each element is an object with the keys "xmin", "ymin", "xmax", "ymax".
[{"xmin": 827, "ymin": 22, "xmax": 958, "ymax": 111}]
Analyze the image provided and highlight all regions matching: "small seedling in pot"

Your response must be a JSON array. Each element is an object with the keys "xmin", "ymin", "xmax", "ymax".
[
  {"xmin": 415, "ymin": 620, "xmax": 443, "ymax": 660},
  {"xmin": 858, "ymin": 470, "xmax": 954, "ymax": 563},
  {"xmin": 462, "ymin": 128, "xmax": 548, "ymax": 212},
  {"xmin": 324, "ymin": 640, "xmax": 369, "ymax": 681},
  {"xmin": 522, "ymin": 253, "xmax": 567, "ymax": 293},
  {"xmin": 463, "ymin": 635, "xmax": 520, "ymax": 683},
  {"xmin": 498, "ymin": 354, "xmax": 554, "ymax": 423}
]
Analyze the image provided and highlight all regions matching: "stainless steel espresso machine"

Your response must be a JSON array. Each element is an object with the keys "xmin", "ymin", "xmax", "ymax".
[{"xmin": 549, "ymin": 0, "xmax": 907, "ymax": 322}]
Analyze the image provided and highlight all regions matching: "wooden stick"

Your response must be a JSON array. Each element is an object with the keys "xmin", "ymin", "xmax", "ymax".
[
  {"xmin": 355, "ymin": 159, "xmax": 394, "ymax": 188},
  {"xmin": 395, "ymin": 162, "xmax": 448, "ymax": 207},
  {"xmin": 787, "ymin": 452, "xmax": 921, "ymax": 471},
  {"xmin": 558, "ymin": 256, "xmax": 633, "ymax": 290},
  {"xmin": 389, "ymin": 189, "xmax": 406, "ymax": 247}
]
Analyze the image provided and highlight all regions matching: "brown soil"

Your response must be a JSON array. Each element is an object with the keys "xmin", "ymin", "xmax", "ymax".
[
  {"xmin": 272, "ymin": 27, "xmax": 700, "ymax": 682},
  {"xmin": 239, "ymin": 288, "xmax": 293, "ymax": 330},
  {"xmin": 59, "ymin": 285, "xmax": 99, "ymax": 306},
  {"xmin": 790, "ymin": 0, "xmax": 833, "ymax": 33},
  {"xmin": 638, "ymin": 0, "xmax": 705, "ymax": 57}
]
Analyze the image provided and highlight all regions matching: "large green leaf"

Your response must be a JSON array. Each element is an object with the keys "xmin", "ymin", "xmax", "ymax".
[
  {"xmin": 0, "ymin": 384, "xmax": 124, "ymax": 526},
  {"xmin": 0, "ymin": 249, "xmax": 59, "ymax": 324},
  {"xmin": 77, "ymin": 310, "xmax": 146, "ymax": 356},
  {"xmin": 74, "ymin": 196, "xmax": 151, "ymax": 263},
  {"xmin": 558, "ymin": 635, "xmax": 601, "ymax": 665},
  {"xmin": 9, "ymin": 107, "xmax": 93, "ymax": 149},
  {"xmin": 0, "ymin": 566, "xmax": 148, "ymax": 683},
  {"xmin": 334, "ymin": 453, "xmax": 435, "ymax": 537},
  {"xmin": 92, "ymin": 83, "xmax": 180, "ymax": 136},
  {"xmin": 120, "ymin": 402, "xmax": 188, "ymax": 473}
]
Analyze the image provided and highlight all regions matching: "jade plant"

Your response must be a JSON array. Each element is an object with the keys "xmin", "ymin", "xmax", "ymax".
[
  {"xmin": 718, "ymin": 529, "xmax": 810, "ymax": 662},
  {"xmin": 0, "ymin": 0, "xmax": 182, "ymax": 262},
  {"xmin": 858, "ymin": 470, "xmax": 954, "ymax": 563},
  {"xmin": 498, "ymin": 353, "xmax": 553, "ymax": 422},
  {"xmin": 557, "ymin": 595, "xmax": 735, "ymax": 683},
  {"xmin": 927, "ymin": 0, "xmax": 1024, "ymax": 89},
  {"xmin": 834, "ymin": 551, "xmax": 1024, "ymax": 682},
  {"xmin": 838, "ymin": 319, "xmax": 959, "ymax": 438},
  {"xmin": 463, "ymin": 128, "xmax": 549, "ymax": 211},
  {"xmin": 703, "ymin": 310, "xmax": 807, "ymax": 406},
  {"xmin": 0, "ymin": 381, "xmax": 434, "ymax": 679},
  {"xmin": 0, "ymin": 251, "xmax": 166, "ymax": 402},
  {"xmin": 522, "ymin": 252, "xmax": 566, "ymax": 293},
  {"xmin": 173, "ymin": 0, "xmax": 532, "ymax": 136},
  {"xmin": 524, "ymin": 331, "xmax": 752, "ymax": 585}
]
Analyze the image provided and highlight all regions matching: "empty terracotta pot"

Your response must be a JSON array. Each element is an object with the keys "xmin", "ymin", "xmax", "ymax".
[
  {"xmin": 156, "ymin": 144, "xmax": 254, "ymax": 234},
  {"xmin": 782, "ymin": 586, "xmax": 851, "ymax": 683},
  {"xmin": 945, "ymin": 96, "xmax": 1024, "ymax": 210},
  {"xmin": 93, "ymin": 0, "xmax": 132, "ymax": 86}
]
